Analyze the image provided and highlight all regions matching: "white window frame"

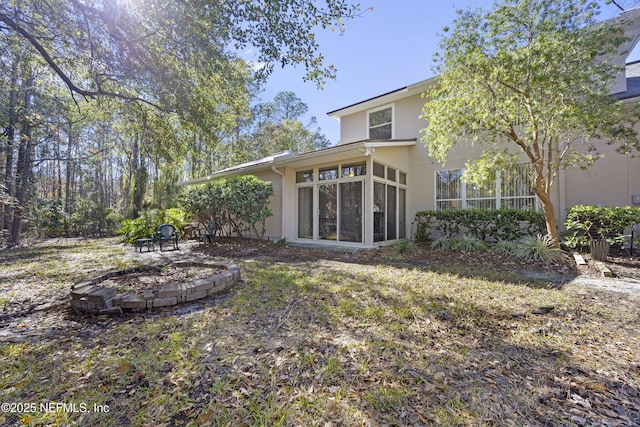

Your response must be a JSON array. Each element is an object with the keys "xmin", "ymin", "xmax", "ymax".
[
  {"xmin": 367, "ymin": 104, "xmax": 394, "ymax": 140},
  {"xmin": 434, "ymin": 165, "xmax": 538, "ymax": 211},
  {"xmin": 294, "ymin": 162, "xmax": 367, "ymax": 244}
]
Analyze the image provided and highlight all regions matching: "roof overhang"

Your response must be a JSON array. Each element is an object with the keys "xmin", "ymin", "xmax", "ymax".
[
  {"xmin": 179, "ymin": 139, "xmax": 417, "ymax": 186},
  {"xmin": 327, "ymin": 77, "xmax": 438, "ymax": 120}
]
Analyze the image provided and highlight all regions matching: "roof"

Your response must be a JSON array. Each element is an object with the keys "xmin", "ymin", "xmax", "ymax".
[
  {"xmin": 179, "ymin": 139, "xmax": 417, "ymax": 186},
  {"xmin": 617, "ymin": 60, "xmax": 640, "ymax": 100},
  {"xmin": 327, "ymin": 77, "xmax": 437, "ymax": 119},
  {"xmin": 327, "ymin": 9, "xmax": 640, "ymax": 118}
]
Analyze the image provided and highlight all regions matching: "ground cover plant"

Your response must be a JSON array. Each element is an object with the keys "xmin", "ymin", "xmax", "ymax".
[{"xmin": 0, "ymin": 238, "xmax": 638, "ymax": 426}]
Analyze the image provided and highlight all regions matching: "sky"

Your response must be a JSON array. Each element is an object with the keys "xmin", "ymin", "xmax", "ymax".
[{"xmin": 250, "ymin": 0, "xmax": 639, "ymax": 145}]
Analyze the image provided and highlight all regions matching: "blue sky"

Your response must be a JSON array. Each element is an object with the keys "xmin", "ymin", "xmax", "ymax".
[{"xmin": 255, "ymin": 0, "xmax": 637, "ymax": 145}]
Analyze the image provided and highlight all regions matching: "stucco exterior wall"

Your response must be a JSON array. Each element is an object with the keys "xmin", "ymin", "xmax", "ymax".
[
  {"xmin": 563, "ymin": 138, "xmax": 640, "ymax": 210},
  {"xmin": 243, "ymin": 170, "xmax": 284, "ymax": 241},
  {"xmin": 334, "ymin": 87, "xmax": 640, "ymax": 238},
  {"xmin": 339, "ymin": 111, "xmax": 367, "ymax": 144}
]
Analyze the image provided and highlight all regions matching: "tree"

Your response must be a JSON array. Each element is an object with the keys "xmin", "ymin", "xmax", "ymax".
[
  {"xmin": 422, "ymin": 0, "xmax": 640, "ymax": 246},
  {"xmin": 0, "ymin": 0, "xmax": 364, "ymax": 106},
  {"xmin": 1, "ymin": 0, "xmax": 362, "ymax": 244},
  {"xmin": 219, "ymin": 91, "xmax": 331, "ymax": 167}
]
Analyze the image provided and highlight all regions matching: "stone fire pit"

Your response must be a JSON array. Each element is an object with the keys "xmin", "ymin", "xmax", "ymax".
[{"xmin": 70, "ymin": 261, "xmax": 240, "ymax": 315}]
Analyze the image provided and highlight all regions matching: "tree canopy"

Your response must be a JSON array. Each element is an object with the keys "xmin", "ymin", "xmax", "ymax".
[
  {"xmin": 421, "ymin": 0, "xmax": 640, "ymax": 246},
  {"xmin": 1, "ymin": 0, "xmax": 361, "ymax": 243},
  {"xmin": 0, "ymin": 0, "xmax": 363, "ymax": 104}
]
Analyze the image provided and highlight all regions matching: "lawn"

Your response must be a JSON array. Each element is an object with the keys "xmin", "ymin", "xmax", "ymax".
[{"xmin": 0, "ymin": 238, "xmax": 638, "ymax": 426}]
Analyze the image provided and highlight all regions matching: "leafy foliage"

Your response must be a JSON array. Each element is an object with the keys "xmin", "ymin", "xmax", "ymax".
[
  {"xmin": 0, "ymin": 0, "xmax": 363, "ymax": 102},
  {"xmin": 514, "ymin": 234, "xmax": 566, "ymax": 265},
  {"xmin": 216, "ymin": 91, "xmax": 332, "ymax": 169},
  {"xmin": 493, "ymin": 239, "xmax": 519, "ymax": 256},
  {"xmin": 33, "ymin": 199, "xmax": 66, "ymax": 238},
  {"xmin": 32, "ymin": 198, "xmax": 122, "ymax": 238},
  {"xmin": 564, "ymin": 205, "xmax": 640, "ymax": 249},
  {"xmin": 179, "ymin": 175, "xmax": 274, "ymax": 238},
  {"xmin": 422, "ymin": 0, "xmax": 640, "ymax": 246},
  {"xmin": 69, "ymin": 199, "xmax": 123, "ymax": 238},
  {"xmin": 117, "ymin": 208, "xmax": 188, "ymax": 244},
  {"xmin": 392, "ymin": 240, "xmax": 417, "ymax": 255},
  {"xmin": 415, "ymin": 209, "xmax": 545, "ymax": 242}
]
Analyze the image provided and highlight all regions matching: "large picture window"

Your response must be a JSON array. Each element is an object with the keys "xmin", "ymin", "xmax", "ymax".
[
  {"xmin": 435, "ymin": 164, "xmax": 537, "ymax": 210},
  {"xmin": 374, "ymin": 162, "xmax": 407, "ymax": 242},
  {"xmin": 296, "ymin": 162, "xmax": 366, "ymax": 244}
]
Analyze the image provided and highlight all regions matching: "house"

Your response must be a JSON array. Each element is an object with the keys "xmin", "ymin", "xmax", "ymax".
[{"xmin": 182, "ymin": 10, "xmax": 640, "ymax": 250}]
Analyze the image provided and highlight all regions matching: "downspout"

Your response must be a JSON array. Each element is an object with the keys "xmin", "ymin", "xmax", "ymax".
[{"xmin": 272, "ymin": 166, "xmax": 285, "ymax": 240}]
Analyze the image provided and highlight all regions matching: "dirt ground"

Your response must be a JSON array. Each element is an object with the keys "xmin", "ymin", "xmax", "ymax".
[
  {"xmin": 1, "ymin": 237, "xmax": 638, "ymax": 426},
  {"xmin": 190, "ymin": 236, "xmax": 640, "ymax": 281}
]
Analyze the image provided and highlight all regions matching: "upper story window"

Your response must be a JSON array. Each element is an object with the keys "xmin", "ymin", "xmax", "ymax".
[{"xmin": 368, "ymin": 105, "xmax": 393, "ymax": 139}]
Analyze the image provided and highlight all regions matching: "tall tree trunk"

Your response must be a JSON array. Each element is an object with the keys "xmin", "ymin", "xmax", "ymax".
[
  {"xmin": 128, "ymin": 133, "xmax": 147, "ymax": 219},
  {"xmin": 10, "ymin": 70, "xmax": 36, "ymax": 244},
  {"xmin": 2, "ymin": 59, "xmax": 19, "ymax": 234},
  {"xmin": 534, "ymin": 184, "xmax": 560, "ymax": 248},
  {"xmin": 63, "ymin": 124, "xmax": 75, "ymax": 236}
]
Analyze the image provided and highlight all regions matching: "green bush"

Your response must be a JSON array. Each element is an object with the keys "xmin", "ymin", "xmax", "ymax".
[
  {"xmin": 69, "ymin": 198, "xmax": 122, "ymax": 237},
  {"xmin": 179, "ymin": 175, "xmax": 273, "ymax": 238},
  {"xmin": 431, "ymin": 236, "xmax": 487, "ymax": 252},
  {"xmin": 116, "ymin": 208, "xmax": 188, "ymax": 244},
  {"xmin": 564, "ymin": 205, "xmax": 640, "ymax": 249},
  {"xmin": 514, "ymin": 234, "xmax": 565, "ymax": 265},
  {"xmin": 393, "ymin": 240, "xmax": 417, "ymax": 255},
  {"xmin": 493, "ymin": 239, "xmax": 519, "ymax": 256},
  {"xmin": 415, "ymin": 209, "xmax": 545, "ymax": 242},
  {"xmin": 33, "ymin": 199, "xmax": 66, "ymax": 238}
]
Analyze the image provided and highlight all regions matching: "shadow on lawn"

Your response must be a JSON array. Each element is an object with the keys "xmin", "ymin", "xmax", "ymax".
[{"xmin": 1, "ymin": 241, "xmax": 637, "ymax": 426}]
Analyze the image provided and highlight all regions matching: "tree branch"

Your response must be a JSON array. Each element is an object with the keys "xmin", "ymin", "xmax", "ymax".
[{"xmin": 0, "ymin": 12, "xmax": 163, "ymax": 110}]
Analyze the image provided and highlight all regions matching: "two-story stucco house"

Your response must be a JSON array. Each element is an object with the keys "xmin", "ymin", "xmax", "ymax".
[{"xmin": 183, "ymin": 10, "xmax": 640, "ymax": 250}]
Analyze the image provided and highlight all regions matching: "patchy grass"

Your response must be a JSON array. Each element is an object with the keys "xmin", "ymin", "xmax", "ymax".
[{"xmin": 0, "ymin": 238, "xmax": 639, "ymax": 426}]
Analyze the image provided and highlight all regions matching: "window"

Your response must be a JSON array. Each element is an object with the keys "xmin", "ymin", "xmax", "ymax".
[
  {"xmin": 373, "ymin": 162, "xmax": 385, "ymax": 178},
  {"xmin": 341, "ymin": 163, "xmax": 366, "ymax": 178},
  {"xmin": 368, "ymin": 106, "xmax": 393, "ymax": 139},
  {"xmin": 296, "ymin": 170, "xmax": 313, "ymax": 183},
  {"xmin": 297, "ymin": 187, "xmax": 313, "ymax": 239},
  {"xmin": 319, "ymin": 166, "xmax": 338, "ymax": 181},
  {"xmin": 296, "ymin": 161, "xmax": 367, "ymax": 244},
  {"xmin": 373, "ymin": 163, "xmax": 407, "ymax": 242},
  {"xmin": 435, "ymin": 169, "xmax": 463, "ymax": 210},
  {"xmin": 501, "ymin": 164, "xmax": 537, "ymax": 210},
  {"xmin": 435, "ymin": 164, "xmax": 537, "ymax": 210}
]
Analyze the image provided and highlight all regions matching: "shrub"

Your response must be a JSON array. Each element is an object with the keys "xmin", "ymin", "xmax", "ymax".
[
  {"xmin": 69, "ymin": 198, "xmax": 122, "ymax": 237},
  {"xmin": 564, "ymin": 205, "xmax": 640, "ymax": 249},
  {"xmin": 431, "ymin": 236, "xmax": 487, "ymax": 252},
  {"xmin": 515, "ymin": 234, "xmax": 565, "ymax": 265},
  {"xmin": 274, "ymin": 238, "xmax": 287, "ymax": 248},
  {"xmin": 116, "ymin": 208, "xmax": 188, "ymax": 244},
  {"xmin": 33, "ymin": 199, "xmax": 65, "ymax": 238},
  {"xmin": 393, "ymin": 240, "xmax": 417, "ymax": 255},
  {"xmin": 493, "ymin": 239, "xmax": 518, "ymax": 256},
  {"xmin": 179, "ymin": 175, "xmax": 274, "ymax": 238},
  {"xmin": 415, "ymin": 209, "xmax": 545, "ymax": 242}
]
